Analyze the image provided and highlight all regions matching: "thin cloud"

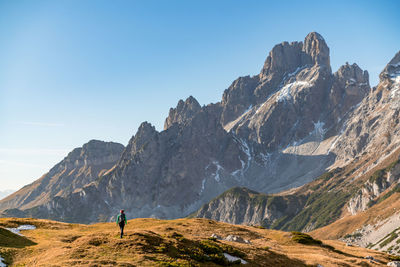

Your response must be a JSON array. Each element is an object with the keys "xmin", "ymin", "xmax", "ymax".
[{"xmin": 15, "ymin": 121, "xmax": 65, "ymax": 127}]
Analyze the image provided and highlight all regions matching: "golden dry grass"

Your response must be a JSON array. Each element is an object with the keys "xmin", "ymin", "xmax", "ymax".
[{"xmin": 0, "ymin": 217, "xmax": 393, "ymax": 266}]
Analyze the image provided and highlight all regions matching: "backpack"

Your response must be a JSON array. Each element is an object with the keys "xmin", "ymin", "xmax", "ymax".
[{"xmin": 118, "ymin": 213, "xmax": 126, "ymax": 224}]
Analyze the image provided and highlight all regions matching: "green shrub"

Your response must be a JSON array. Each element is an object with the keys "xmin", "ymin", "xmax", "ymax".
[
  {"xmin": 158, "ymin": 260, "xmax": 192, "ymax": 267},
  {"xmin": 380, "ymin": 232, "xmax": 398, "ymax": 248},
  {"xmin": 389, "ymin": 255, "xmax": 400, "ymax": 261},
  {"xmin": 291, "ymin": 231, "xmax": 322, "ymax": 245},
  {"xmin": 198, "ymin": 240, "xmax": 222, "ymax": 254},
  {"xmin": 343, "ymin": 232, "xmax": 362, "ymax": 239},
  {"xmin": 169, "ymin": 238, "xmax": 246, "ymax": 266},
  {"xmin": 369, "ymin": 169, "xmax": 385, "ymax": 183}
]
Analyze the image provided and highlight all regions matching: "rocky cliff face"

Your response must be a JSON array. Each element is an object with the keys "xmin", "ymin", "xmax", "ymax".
[
  {"xmin": 3, "ymin": 32, "xmax": 396, "ymax": 226},
  {"xmin": 347, "ymin": 158, "xmax": 400, "ymax": 215},
  {"xmin": 195, "ymin": 187, "xmax": 305, "ymax": 228},
  {"xmin": 331, "ymin": 52, "xmax": 400, "ymax": 165},
  {"xmin": 98, "ymin": 103, "xmax": 248, "ymax": 219}
]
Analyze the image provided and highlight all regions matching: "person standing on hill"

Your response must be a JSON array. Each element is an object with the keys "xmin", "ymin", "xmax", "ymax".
[{"xmin": 116, "ymin": 209, "xmax": 127, "ymax": 238}]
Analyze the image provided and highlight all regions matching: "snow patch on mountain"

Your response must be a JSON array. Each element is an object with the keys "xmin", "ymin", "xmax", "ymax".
[
  {"xmin": 312, "ymin": 121, "xmax": 327, "ymax": 138},
  {"xmin": 391, "ymin": 62, "xmax": 400, "ymax": 68},
  {"xmin": 5, "ymin": 225, "xmax": 36, "ymax": 236},
  {"xmin": 212, "ymin": 161, "xmax": 223, "ymax": 182},
  {"xmin": 223, "ymin": 105, "xmax": 253, "ymax": 132},
  {"xmin": 255, "ymin": 102, "xmax": 267, "ymax": 114},
  {"xmin": 200, "ymin": 178, "xmax": 206, "ymax": 194},
  {"xmin": 277, "ymin": 81, "xmax": 312, "ymax": 103},
  {"xmin": 390, "ymin": 74, "xmax": 400, "ymax": 99},
  {"xmin": 286, "ymin": 65, "xmax": 307, "ymax": 79}
]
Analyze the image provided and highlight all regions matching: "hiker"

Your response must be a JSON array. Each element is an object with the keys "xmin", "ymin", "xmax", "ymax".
[{"xmin": 116, "ymin": 209, "xmax": 127, "ymax": 238}]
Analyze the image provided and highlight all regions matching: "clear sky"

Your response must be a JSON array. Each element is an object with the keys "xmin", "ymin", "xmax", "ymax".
[{"xmin": 1, "ymin": 0, "xmax": 399, "ymax": 191}]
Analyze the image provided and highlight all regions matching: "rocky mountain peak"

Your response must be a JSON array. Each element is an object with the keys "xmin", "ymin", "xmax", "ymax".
[
  {"xmin": 334, "ymin": 62, "xmax": 370, "ymax": 92},
  {"xmin": 303, "ymin": 32, "xmax": 330, "ymax": 67},
  {"xmin": 379, "ymin": 51, "xmax": 400, "ymax": 84},
  {"xmin": 164, "ymin": 96, "xmax": 201, "ymax": 130},
  {"xmin": 137, "ymin": 121, "xmax": 157, "ymax": 136},
  {"xmin": 61, "ymin": 140, "xmax": 124, "ymax": 169},
  {"xmin": 220, "ymin": 75, "xmax": 259, "ymax": 125},
  {"xmin": 257, "ymin": 32, "xmax": 330, "ymax": 99},
  {"xmin": 0, "ymin": 140, "xmax": 124, "ymax": 214},
  {"xmin": 132, "ymin": 121, "xmax": 158, "ymax": 146},
  {"xmin": 260, "ymin": 32, "xmax": 330, "ymax": 78},
  {"xmin": 327, "ymin": 63, "xmax": 370, "ymax": 125},
  {"xmin": 121, "ymin": 121, "xmax": 159, "ymax": 160},
  {"xmin": 260, "ymin": 41, "xmax": 304, "ymax": 78},
  {"xmin": 82, "ymin": 139, "xmax": 124, "ymax": 155},
  {"xmin": 336, "ymin": 62, "xmax": 368, "ymax": 79}
]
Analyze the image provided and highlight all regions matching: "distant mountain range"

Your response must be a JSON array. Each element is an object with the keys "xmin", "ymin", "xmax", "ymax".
[{"xmin": 1, "ymin": 32, "xmax": 400, "ymax": 255}]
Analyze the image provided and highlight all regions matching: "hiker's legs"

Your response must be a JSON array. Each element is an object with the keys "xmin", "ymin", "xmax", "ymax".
[{"xmin": 119, "ymin": 223, "xmax": 124, "ymax": 238}]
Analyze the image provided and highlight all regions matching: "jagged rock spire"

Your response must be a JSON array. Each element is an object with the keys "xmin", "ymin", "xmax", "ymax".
[
  {"xmin": 303, "ymin": 32, "xmax": 330, "ymax": 67},
  {"xmin": 164, "ymin": 96, "xmax": 201, "ymax": 130},
  {"xmin": 260, "ymin": 32, "xmax": 330, "ymax": 79}
]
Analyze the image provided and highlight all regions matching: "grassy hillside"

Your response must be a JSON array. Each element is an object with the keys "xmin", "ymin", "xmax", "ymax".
[
  {"xmin": 0, "ymin": 218, "xmax": 393, "ymax": 266},
  {"xmin": 274, "ymin": 146, "xmax": 400, "ymax": 232},
  {"xmin": 311, "ymin": 192, "xmax": 400, "ymax": 241}
]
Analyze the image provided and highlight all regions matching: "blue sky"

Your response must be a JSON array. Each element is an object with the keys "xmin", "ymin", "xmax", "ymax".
[{"xmin": 1, "ymin": 0, "xmax": 399, "ymax": 191}]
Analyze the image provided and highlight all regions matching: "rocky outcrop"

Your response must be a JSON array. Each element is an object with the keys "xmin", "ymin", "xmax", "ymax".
[
  {"xmin": 220, "ymin": 76, "xmax": 259, "ymax": 125},
  {"xmin": 164, "ymin": 96, "xmax": 201, "ymax": 130},
  {"xmin": 302, "ymin": 32, "xmax": 330, "ymax": 67},
  {"xmin": 328, "ymin": 63, "xmax": 370, "ymax": 123},
  {"xmin": 195, "ymin": 187, "xmax": 305, "ymax": 228},
  {"xmin": 379, "ymin": 51, "xmax": 400, "ymax": 82},
  {"xmin": 347, "ymin": 158, "xmax": 400, "ymax": 214},
  {"xmin": 331, "ymin": 51, "xmax": 400, "ymax": 164}
]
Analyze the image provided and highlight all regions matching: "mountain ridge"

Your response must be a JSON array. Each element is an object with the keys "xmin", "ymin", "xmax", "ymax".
[{"xmin": 2, "ymin": 33, "xmax": 397, "ymax": 235}]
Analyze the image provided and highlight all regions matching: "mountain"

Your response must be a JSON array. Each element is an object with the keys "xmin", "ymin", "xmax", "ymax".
[
  {"xmin": 195, "ymin": 50, "xmax": 400, "ymax": 249},
  {"xmin": 194, "ymin": 150, "xmax": 400, "ymax": 232},
  {"xmin": 0, "ymin": 140, "xmax": 124, "ymax": 221},
  {"xmin": 1, "ymin": 32, "xmax": 391, "ymax": 227}
]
